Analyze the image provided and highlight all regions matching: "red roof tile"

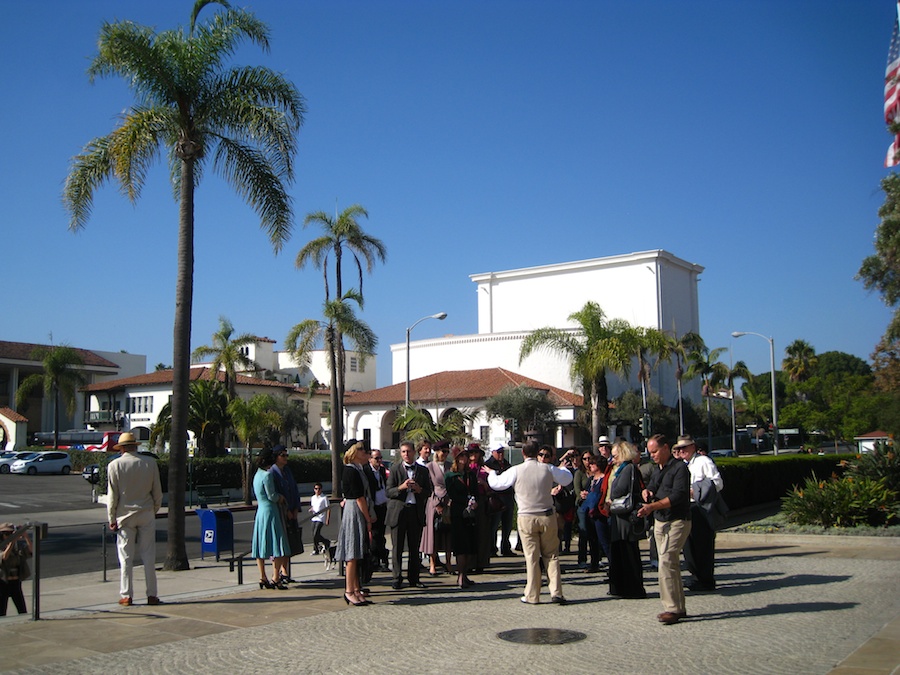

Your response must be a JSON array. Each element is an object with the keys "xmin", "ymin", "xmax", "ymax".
[
  {"xmin": 0, "ymin": 407, "xmax": 28, "ymax": 423},
  {"xmin": 81, "ymin": 367, "xmax": 295, "ymax": 392},
  {"xmin": 0, "ymin": 340, "xmax": 119, "ymax": 369},
  {"xmin": 347, "ymin": 368, "xmax": 582, "ymax": 407}
]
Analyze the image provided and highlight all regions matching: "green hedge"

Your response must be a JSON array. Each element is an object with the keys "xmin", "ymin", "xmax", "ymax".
[{"xmin": 715, "ymin": 454, "xmax": 855, "ymax": 511}]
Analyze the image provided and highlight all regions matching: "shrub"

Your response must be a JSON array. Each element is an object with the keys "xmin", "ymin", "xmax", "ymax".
[
  {"xmin": 782, "ymin": 473, "xmax": 899, "ymax": 527},
  {"xmin": 845, "ymin": 441, "xmax": 900, "ymax": 494}
]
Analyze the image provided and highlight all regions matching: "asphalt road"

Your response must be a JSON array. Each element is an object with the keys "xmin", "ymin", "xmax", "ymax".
[{"xmin": 0, "ymin": 474, "xmax": 340, "ymax": 579}]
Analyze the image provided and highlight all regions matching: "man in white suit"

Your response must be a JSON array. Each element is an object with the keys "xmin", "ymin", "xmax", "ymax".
[{"xmin": 107, "ymin": 432, "xmax": 162, "ymax": 606}]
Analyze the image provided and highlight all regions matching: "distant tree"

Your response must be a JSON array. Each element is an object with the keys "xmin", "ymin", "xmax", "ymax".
[
  {"xmin": 613, "ymin": 390, "xmax": 678, "ymax": 442},
  {"xmin": 285, "ymin": 292, "xmax": 376, "ymax": 496},
  {"xmin": 15, "ymin": 345, "xmax": 86, "ymax": 450},
  {"xmin": 816, "ymin": 351, "xmax": 871, "ymax": 379},
  {"xmin": 63, "ymin": 1, "xmax": 304, "ymax": 571},
  {"xmin": 192, "ymin": 316, "xmax": 258, "ymax": 401},
  {"xmin": 154, "ymin": 362, "xmax": 171, "ymax": 372},
  {"xmin": 685, "ymin": 344, "xmax": 728, "ymax": 451},
  {"xmin": 666, "ymin": 331, "xmax": 705, "ymax": 435},
  {"xmin": 872, "ymin": 337, "xmax": 900, "ymax": 394},
  {"xmin": 782, "ymin": 339, "xmax": 818, "ymax": 383},
  {"xmin": 858, "ymin": 173, "xmax": 900, "ymax": 340},
  {"xmin": 519, "ymin": 301, "xmax": 633, "ymax": 443},
  {"xmin": 265, "ymin": 397, "xmax": 308, "ymax": 448},
  {"xmin": 294, "ymin": 204, "xmax": 386, "ymax": 485},
  {"xmin": 484, "ymin": 385, "xmax": 558, "ymax": 443},
  {"xmin": 392, "ymin": 406, "xmax": 478, "ymax": 446},
  {"xmin": 228, "ymin": 394, "xmax": 282, "ymax": 504},
  {"xmin": 151, "ymin": 379, "xmax": 229, "ymax": 457}
]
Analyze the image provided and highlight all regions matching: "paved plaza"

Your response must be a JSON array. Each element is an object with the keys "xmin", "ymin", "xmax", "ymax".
[{"xmin": 1, "ymin": 518, "xmax": 899, "ymax": 674}]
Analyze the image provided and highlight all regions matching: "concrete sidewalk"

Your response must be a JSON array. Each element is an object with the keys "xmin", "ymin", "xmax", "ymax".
[{"xmin": 1, "ymin": 528, "xmax": 899, "ymax": 674}]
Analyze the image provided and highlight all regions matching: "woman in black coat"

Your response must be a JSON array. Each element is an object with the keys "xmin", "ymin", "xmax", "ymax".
[{"xmin": 606, "ymin": 441, "xmax": 646, "ymax": 599}]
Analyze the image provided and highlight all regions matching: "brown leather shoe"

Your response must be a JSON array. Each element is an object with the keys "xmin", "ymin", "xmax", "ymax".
[
  {"xmin": 147, "ymin": 596, "xmax": 162, "ymax": 606},
  {"xmin": 118, "ymin": 597, "xmax": 132, "ymax": 606},
  {"xmin": 657, "ymin": 611, "xmax": 686, "ymax": 624}
]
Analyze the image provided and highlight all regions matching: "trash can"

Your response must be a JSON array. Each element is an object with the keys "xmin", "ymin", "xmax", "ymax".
[{"xmin": 196, "ymin": 508, "xmax": 234, "ymax": 561}]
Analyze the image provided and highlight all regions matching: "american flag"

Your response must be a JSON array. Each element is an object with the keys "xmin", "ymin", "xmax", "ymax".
[{"xmin": 886, "ymin": 2, "xmax": 900, "ymax": 167}]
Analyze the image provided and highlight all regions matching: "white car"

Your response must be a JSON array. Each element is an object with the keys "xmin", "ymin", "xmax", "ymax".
[
  {"xmin": 0, "ymin": 451, "xmax": 34, "ymax": 474},
  {"xmin": 10, "ymin": 451, "xmax": 72, "ymax": 475}
]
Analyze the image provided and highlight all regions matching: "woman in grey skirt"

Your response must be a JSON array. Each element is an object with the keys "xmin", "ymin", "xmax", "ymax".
[{"xmin": 335, "ymin": 440, "xmax": 374, "ymax": 606}]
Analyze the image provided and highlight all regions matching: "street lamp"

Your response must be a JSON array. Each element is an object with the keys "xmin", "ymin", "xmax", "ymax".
[
  {"xmin": 406, "ymin": 312, "xmax": 447, "ymax": 409},
  {"xmin": 732, "ymin": 331, "xmax": 779, "ymax": 455}
]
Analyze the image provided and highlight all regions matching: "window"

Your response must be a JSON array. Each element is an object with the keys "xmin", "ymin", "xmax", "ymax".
[
  {"xmin": 128, "ymin": 396, "xmax": 154, "ymax": 414},
  {"xmin": 321, "ymin": 401, "xmax": 331, "ymax": 415},
  {"xmin": 480, "ymin": 426, "xmax": 489, "ymax": 443},
  {"xmin": 349, "ymin": 356, "xmax": 358, "ymax": 372}
]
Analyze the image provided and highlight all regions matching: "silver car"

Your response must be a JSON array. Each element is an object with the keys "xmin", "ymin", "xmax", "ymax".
[
  {"xmin": 10, "ymin": 451, "xmax": 72, "ymax": 475},
  {"xmin": 0, "ymin": 451, "xmax": 33, "ymax": 474}
]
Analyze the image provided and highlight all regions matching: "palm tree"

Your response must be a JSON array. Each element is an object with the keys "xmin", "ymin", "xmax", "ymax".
[
  {"xmin": 666, "ymin": 331, "xmax": 705, "ymax": 434},
  {"xmin": 192, "ymin": 317, "xmax": 258, "ymax": 401},
  {"xmin": 782, "ymin": 339, "xmax": 818, "ymax": 383},
  {"xmin": 15, "ymin": 345, "xmax": 86, "ymax": 450},
  {"xmin": 151, "ymin": 378, "xmax": 230, "ymax": 458},
  {"xmin": 685, "ymin": 344, "xmax": 729, "ymax": 450},
  {"xmin": 295, "ymin": 204, "xmax": 386, "ymax": 460},
  {"xmin": 392, "ymin": 406, "xmax": 479, "ymax": 446},
  {"xmin": 63, "ymin": 2, "xmax": 304, "ymax": 571},
  {"xmin": 725, "ymin": 360, "xmax": 751, "ymax": 452},
  {"xmin": 519, "ymin": 301, "xmax": 634, "ymax": 443},
  {"xmin": 631, "ymin": 326, "xmax": 670, "ymax": 410},
  {"xmin": 228, "ymin": 394, "xmax": 282, "ymax": 505},
  {"xmin": 285, "ymin": 293, "xmax": 377, "ymax": 495}
]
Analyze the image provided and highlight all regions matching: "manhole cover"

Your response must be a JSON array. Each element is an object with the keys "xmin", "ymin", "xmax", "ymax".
[{"xmin": 497, "ymin": 628, "xmax": 587, "ymax": 645}]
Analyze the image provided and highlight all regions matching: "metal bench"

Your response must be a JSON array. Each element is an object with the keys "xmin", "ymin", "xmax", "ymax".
[{"xmin": 197, "ymin": 484, "xmax": 230, "ymax": 508}]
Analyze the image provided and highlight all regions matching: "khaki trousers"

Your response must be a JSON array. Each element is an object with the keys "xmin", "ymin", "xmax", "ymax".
[
  {"xmin": 517, "ymin": 513, "xmax": 562, "ymax": 603},
  {"xmin": 654, "ymin": 517, "xmax": 691, "ymax": 613}
]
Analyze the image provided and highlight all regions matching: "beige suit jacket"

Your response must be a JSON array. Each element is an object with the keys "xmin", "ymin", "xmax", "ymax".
[{"xmin": 107, "ymin": 452, "xmax": 163, "ymax": 528}]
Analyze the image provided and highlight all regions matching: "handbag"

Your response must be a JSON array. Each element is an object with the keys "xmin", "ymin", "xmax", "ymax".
[
  {"xmin": 488, "ymin": 494, "xmax": 506, "ymax": 514},
  {"xmin": 608, "ymin": 491, "xmax": 633, "ymax": 516},
  {"xmin": 285, "ymin": 517, "xmax": 304, "ymax": 556},
  {"xmin": 629, "ymin": 508, "xmax": 650, "ymax": 539}
]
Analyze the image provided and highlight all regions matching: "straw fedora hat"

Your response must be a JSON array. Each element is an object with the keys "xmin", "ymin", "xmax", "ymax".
[{"xmin": 113, "ymin": 432, "xmax": 140, "ymax": 450}]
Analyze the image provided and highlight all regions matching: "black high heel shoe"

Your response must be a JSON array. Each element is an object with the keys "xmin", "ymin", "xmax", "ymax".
[
  {"xmin": 343, "ymin": 592, "xmax": 367, "ymax": 606},
  {"xmin": 259, "ymin": 579, "xmax": 275, "ymax": 590},
  {"xmin": 272, "ymin": 578, "xmax": 289, "ymax": 590}
]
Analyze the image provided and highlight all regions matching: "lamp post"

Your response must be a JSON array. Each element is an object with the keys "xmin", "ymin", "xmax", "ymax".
[
  {"xmin": 732, "ymin": 331, "xmax": 779, "ymax": 455},
  {"xmin": 406, "ymin": 312, "xmax": 447, "ymax": 409}
]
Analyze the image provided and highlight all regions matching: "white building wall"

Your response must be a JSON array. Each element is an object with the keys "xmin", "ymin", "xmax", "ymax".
[{"xmin": 393, "ymin": 250, "xmax": 704, "ymax": 410}]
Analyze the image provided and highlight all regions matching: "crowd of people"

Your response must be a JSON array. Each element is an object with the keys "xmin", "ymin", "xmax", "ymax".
[{"xmin": 245, "ymin": 433, "xmax": 725, "ymax": 624}]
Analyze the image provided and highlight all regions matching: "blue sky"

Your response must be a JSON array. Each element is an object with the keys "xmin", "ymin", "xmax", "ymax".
[{"xmin": 1, "ymin": 0, "xmax": 895, "ymax": 388}]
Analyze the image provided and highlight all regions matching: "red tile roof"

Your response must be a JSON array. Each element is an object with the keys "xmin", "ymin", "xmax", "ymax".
[
  {"xmin": 0, "ymin": 407, "xmax": 28, "ymax": 423},
  {"xmin": 347, "ymin": 368, "xmax": 582, "ymax": 407},
  {"xmin": 81, "ymin": 367, "xmax": 296, "ymax": 393},
  {"xmin": 0, "ymin": 340, "xmax": 119, "ymax": 369}
]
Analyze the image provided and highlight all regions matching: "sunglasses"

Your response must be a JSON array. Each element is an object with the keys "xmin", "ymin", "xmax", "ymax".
[{"xmin": 538, "ymin": 452, "xmax": 551, "ymax": 458}]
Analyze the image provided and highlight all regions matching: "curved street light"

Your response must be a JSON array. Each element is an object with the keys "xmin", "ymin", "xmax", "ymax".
[
  {"xmin": 732, "ymin": 331, "xmax": 779, "ymax": 455},
  {"xmin": 406, "ymin": 312, "xmax": 447, "ymax": 409}
]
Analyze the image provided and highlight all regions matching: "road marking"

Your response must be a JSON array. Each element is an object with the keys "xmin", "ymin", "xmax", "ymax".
[{"xmin": 0, "ymin": 502, "xmax": 21, "ymax": 508}]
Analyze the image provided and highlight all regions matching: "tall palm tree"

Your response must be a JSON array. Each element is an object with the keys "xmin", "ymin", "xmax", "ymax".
[
  {"xmin": 192, "ymin": 317, "xmax": 258, "ymax": 401},
  {"xmin": 63, "ymin": 2, "xmax": 304, "ymax": 571},
  {"xmin": 285, "ymin": 292, "xmax": 377, "ymax": 496},
  {"xmin": 685, "ymin": 344, "xmax": 729, "ymax": 450},
  {"xmin": 519, "ymin": 301, "xmax": 634, "ymax": 443},
  {"xmin": 228, "ymin": 394, "xmax": 282, "ymax": 505},
  {"xmin": 631, "ymin": 326, "xmax": 669, "ymax": 410},
  {"xmin": 295, "ymin": 204, "xmax": 386, "ymax": 460},
  {"xmin": 667, "ymin": 331, "xmax": 705, "ymax": 435},
  {"xmin": 15, "ymin": 345, "xmax": 86, "ymax": 450},
  {"xmin": 782, "ymin": 339, "xmax": 818, "ymax": 383},
  {"xmin": 724, "ymin": 360, "xmax": 751, "ymax": 452}
]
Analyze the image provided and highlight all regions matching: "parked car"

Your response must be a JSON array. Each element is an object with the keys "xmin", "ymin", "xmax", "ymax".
[
  {"xmin": 82, "ymin": 450, "xmax": 159, "ymax": 484},
  {"xmin": 709, "ymin": 448, "xmax": 737, "ymax": 458},
  {"xmin": 0, "ymin": 451, "xmax": 34, "ymax": 474},
  {"xmin": 10, "ymin": 451, "xmax": 72, "ymax": 475}
]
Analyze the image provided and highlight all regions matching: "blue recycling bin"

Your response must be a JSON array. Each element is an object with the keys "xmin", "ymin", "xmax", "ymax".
[{"xmin": 196, "ymin": 508, "xmax": 234, "ymax": 561}]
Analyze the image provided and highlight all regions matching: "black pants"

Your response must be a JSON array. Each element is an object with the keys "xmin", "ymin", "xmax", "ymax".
[
  {"xmin": 0, "ymin": 579, "xmax": 26, "ymax": 615},
  {"xmin": 371, "ymin": 503, "xmax": 388, "ymax": 565},
  {"xmin": 312, "ymin": 522, "xmax": 329, "ymax": 553},
  {"xmin": 489, "ymin": 493, "xmax": 514, "ymax": 554},
  {"xmin": 684, "ymin": 505, "xmax": 716, "ymax": 587},
  {"xmin": 609, "ymin": 539, "xmax": 646, "ymax": 598},
  {"xmin": 391, "ymin": 506, "xmax": 423, "ymax": 584}
]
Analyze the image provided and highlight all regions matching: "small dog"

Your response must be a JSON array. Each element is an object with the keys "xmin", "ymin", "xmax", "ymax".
[{"xmin": 323, "ymin": 543, "xmax": 337, "ymax": 571}]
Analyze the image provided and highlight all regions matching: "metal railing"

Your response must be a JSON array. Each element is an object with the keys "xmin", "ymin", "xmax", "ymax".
[{"xmin": 0, "ymin": 522, "xmax": 48, "ymax": 621}]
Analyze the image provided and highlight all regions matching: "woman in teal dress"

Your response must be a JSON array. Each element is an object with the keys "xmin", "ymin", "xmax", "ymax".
[
  {"xmin": 445, "ymin": 446, "xmax": 478, "ymax": 589},
  {"xmin": 252, "ymin": 448, "xmax": 289, "ymax": 589}
]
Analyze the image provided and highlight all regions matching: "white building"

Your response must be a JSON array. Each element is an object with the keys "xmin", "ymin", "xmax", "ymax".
[
  {"xmin": 390, "ymin": 250, "xmax": 704, "ymax": 433},
  {"xmin": 0, "ymin": 340, "xmax": 146, "ymax": 450},
  {"xmin": 345, "ymin": 367, "xmax": 583, "ymax": 452}
]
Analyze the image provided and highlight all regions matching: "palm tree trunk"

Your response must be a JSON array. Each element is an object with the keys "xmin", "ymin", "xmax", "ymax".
[
  {"xmin": 164, "ymin": 157, "xmax": 194, "ymax": 572},
  {"xmin": 53, "ymin": 384, "xmax": 61, "ymax": 450},
  {"xmin": 676, "ymin": 377, "xmax": 685, "ymax": 436},
  {"xmin": 242, "ymin": 443, "xmax": 252, "ymax": 505},
  {"xmin": 326, "ymin": 327, "xmax": 342, "ymax": 498}
]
